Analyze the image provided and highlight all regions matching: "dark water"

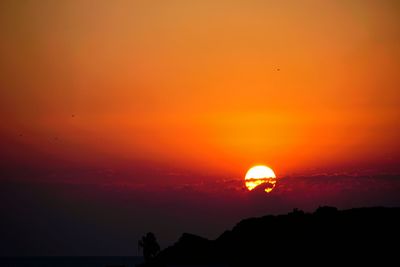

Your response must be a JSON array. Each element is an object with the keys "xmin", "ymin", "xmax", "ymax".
[{"xmin": 0, "ymin": 257, "xmax": 144, "ymax": 267}]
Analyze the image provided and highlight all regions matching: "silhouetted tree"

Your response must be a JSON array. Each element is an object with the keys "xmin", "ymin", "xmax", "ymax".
[
  {"xmin": 289, "ymin": 208, "xmax": 305, "ymax": 216},
  {"xmin": 138, "ymin": 232, "xmax": 160, "ymax": 261}
]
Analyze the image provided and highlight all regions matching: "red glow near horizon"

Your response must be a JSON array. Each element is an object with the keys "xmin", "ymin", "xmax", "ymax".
[{"xmin": 0, "ymin": 1, "xmax": 399, "ymax": 184}]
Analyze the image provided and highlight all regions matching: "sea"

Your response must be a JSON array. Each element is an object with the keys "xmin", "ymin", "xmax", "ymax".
[{"xmin": 0, "ymin": 257, "xmax": 144, "ymax": 267}]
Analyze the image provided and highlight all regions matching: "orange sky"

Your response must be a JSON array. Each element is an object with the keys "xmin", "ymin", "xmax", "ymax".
[{"xmin": 0, "ymin": 0, "xmax": 399, "ymax": 181}]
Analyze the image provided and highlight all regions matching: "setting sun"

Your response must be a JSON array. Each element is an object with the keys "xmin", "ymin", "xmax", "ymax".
[
  {"xmin": 245, "ymin": 165, "xmax": 277, "ymax": 193},
  {"xmin": 1, "ymin": 0, "xmax": 400, "ymax": 261}
]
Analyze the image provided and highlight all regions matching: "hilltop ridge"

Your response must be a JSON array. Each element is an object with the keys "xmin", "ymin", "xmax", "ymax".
[{"xmin": 140, "ymin": 206, "xmax": 400, "ymax": 266}]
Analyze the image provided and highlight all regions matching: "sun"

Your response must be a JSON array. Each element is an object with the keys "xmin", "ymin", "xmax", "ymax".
[{"xmin": 245, "ymin": 165, "xmax": 277, "ymax": 193}]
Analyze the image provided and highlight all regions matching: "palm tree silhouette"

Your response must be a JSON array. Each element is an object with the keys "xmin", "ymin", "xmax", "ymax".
[{"xmin": 138, "ymin": 232, "xmax": 160, "ymax": 261}]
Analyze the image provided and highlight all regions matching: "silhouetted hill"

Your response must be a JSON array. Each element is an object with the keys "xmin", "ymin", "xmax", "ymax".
[{"xmin": 139, "ymin": 207, "xmax": 400, "ymax": 266}]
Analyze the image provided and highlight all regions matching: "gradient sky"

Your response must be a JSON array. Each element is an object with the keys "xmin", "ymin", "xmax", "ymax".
[{"xmin": 0, "ymin": 0, "xmax": 400, "ymax": 256}]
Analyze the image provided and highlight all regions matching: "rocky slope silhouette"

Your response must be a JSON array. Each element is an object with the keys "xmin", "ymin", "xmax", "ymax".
[{"xmin": 140, "ymin": 206, "xmax": 400, "ymax": 266}]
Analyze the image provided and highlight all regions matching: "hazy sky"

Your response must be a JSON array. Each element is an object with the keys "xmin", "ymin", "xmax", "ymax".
[
  {"xmin": 1, "ymin": 0, "xmax": 399, "ymax": 179},
  {"xmin": 0, "ymin": 0, "xmax": 399, "ymax": 256}
]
